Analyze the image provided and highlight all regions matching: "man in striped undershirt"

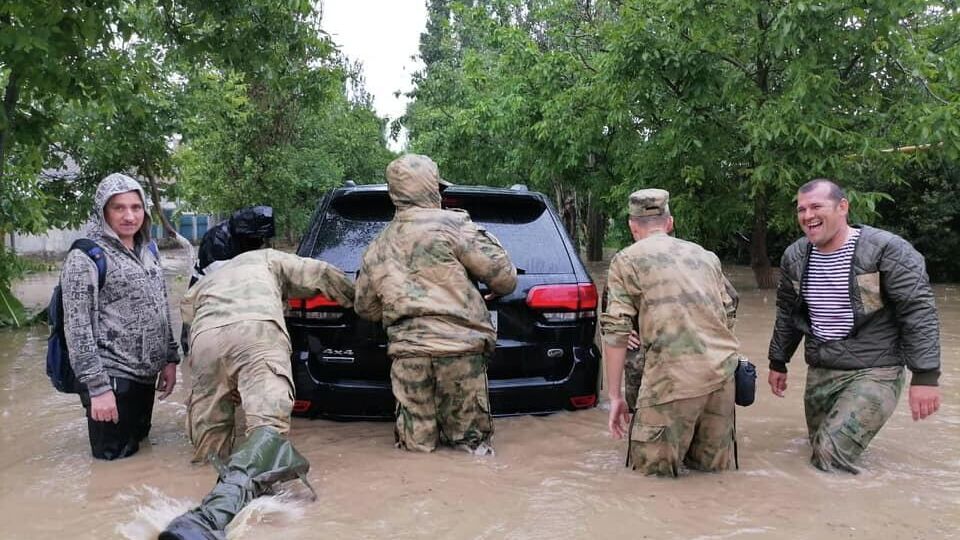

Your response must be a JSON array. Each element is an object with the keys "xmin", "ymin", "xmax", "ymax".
[{"xmin": 767, "ymin": 179, "xmax": 941, "ymax": 473}]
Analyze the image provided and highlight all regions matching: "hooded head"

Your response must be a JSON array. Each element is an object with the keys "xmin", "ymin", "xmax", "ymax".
[
  {"xmin": 229, "ymin": 206, "xmax": 274, "ymax": 238},
  {"xmin": 91, "ymin": 173, "xmax": 152, "ymax": 248},
  {"xmin": 229, "ymin": 205, "xmax": 275, "ymax": 254},
  {"xmin": 385, "ymin": 154, "xmax": 446, "ymax": 211}
]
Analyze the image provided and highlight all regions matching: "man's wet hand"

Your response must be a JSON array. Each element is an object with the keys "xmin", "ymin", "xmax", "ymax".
[
  {"xmin": 90, "ymin": 391, "xmax": 119, "ymax": 423},
  {"xmin": 909, "ymin": 385, "xmax": 941, "ymax": 421},
  {"xmin": 157, "ymin": 362, "xmax": 178, "ymax": 400},
  {"xmin": 768, "ymin": 371, "xmax": 788, "ymax": 397},
  {"xmin": 608, "ymin": 396, "xmax": 631, "ymax": 439},
  {"xmin": 627, "ymin": 331, "xmax": 641, "ymax": 351}
]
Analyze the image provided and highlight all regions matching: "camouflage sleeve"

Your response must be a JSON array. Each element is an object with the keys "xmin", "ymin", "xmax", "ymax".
[
  {"xmin": 273, "ymin": 251, "xmax": 356, "ymax": 308},
  {"xmin": 153, "ymin": 251, "xmax": 180, "ymax": 363},
  {"xmin": 180, "ymin": 286, "xmax": 197, "ymax": 326},
  {"xmin": 599, "ymin": 253, "xmax": 637, "ymax": 348},
  {"xmin": 456, "ymin": 218, "xmax": 517, "ymax": 296},
  {"xmin": 60, "ymin": 250, "xmax": 111, "ymax": 397},
  {"xmin": 354, "ymin": 257, "xmax": 383, "ymax": 322},
  {"xmin": 721, "ymin": 273, "xmax": 739, "ymax": 331}
]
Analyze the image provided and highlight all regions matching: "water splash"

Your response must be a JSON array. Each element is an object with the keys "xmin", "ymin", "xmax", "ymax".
[
  {"xmin": 115, "ymin": 486, "xmax": 195, "ymax": 540},
  {"xmin": 226, "ymin": 492, "xmax": 308, "ymax": 538},
  {"xmin": 115, "ymin": 486, "xmax": 308, "ymax": 540}
]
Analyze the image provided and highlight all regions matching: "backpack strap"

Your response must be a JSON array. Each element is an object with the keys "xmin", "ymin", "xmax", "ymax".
[
  {"xmin": 147, "ymin": 239, "xmax": 159, "ymax": 259},
  {"xmin": 69, "ymin": 239, "xmax": 107, "ymax": 289}
]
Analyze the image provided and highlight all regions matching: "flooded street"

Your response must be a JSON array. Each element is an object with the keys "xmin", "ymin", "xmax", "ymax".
[{"xmin": 1, "ymin": 251, "xmax": 958, "ymax": 539}]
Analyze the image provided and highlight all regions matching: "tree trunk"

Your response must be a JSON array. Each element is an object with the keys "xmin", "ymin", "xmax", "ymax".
[
  {"xmin": 1, "ymin": 68, "xmax": 21, "ymax": 182},
  {"xmin": 750, "ymin": 192, "xmax": 777, "ymax": 289},
  {"xmin": 142, "ymin": 167, "xmax": 178, "ymax": 239},
  {"xmin": 586, "ymin": 191, "xmax": 606, "ymax": 262},
  {"xmin": 558, "ymin": 186, "xmax": 579, "ymax": 251}
]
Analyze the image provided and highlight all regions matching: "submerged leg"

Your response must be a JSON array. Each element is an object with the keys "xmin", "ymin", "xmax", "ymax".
[
  {"xmin": 391, "ymin": 356, "xmax": 440, "ymax": 452},
  {"xmin": 159, "ymin": 427, "xmax": 311, "ymax": 540},
  {"xmin": 434, "ymin": 354, "xmax": 493, "ymax": 454},
  {"xmin": 807, "ymin": 366, "xmax": 904, "ymax": 474}
]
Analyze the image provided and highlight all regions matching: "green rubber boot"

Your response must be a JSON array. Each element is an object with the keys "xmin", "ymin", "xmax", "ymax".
[{"xmin": 159, "ymin": 427, "xmax": 313, "ymax": 540}]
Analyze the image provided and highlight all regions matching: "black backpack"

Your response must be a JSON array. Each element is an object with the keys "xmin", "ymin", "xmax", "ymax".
[{"xmin": 45, "ymin": 239, "xmax": 157, "ymax": 393}]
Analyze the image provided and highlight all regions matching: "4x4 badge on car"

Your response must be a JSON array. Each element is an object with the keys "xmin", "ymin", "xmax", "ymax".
[{"xmin": 320, "ymin": 348, "xmax": 354, "ymax": 363}]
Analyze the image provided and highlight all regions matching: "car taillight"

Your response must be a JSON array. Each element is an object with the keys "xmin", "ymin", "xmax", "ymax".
[
  {"xmin": 570, "ymin": 394, "xmax": 597, "ymax": 408},
  {"xmin": 292, "ymin": 400, "xmax": 312, "ymax": 414},
  {"xmin": 525, "ymin": 283, "xmax": 597, "ymax": 322},
  {"xmin": 285, "ymin": 294, "xmax": 344, "ymax": 321}
]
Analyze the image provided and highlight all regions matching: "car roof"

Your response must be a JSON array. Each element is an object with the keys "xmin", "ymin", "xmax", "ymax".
[{"xmin": 333, "ymin": 183, "xmax": 544, "ymax": 199}]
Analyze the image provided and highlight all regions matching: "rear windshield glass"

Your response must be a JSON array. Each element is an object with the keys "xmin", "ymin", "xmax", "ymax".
[{"xmin": 311, "ymin": 191, "xmax": 574, "ymax": 274}]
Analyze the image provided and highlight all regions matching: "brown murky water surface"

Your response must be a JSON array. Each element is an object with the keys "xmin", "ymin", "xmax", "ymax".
[{"xmin": 2, "ymin": 251, "xmax": 958, "ymax": 539}]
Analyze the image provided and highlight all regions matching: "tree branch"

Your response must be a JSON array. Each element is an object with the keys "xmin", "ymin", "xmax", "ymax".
[
  {"xmin": 892, "ymin": 58, "xmax": 951, "ymax": 105},
  {"xmin": 142, "ymin": 164, "xmax": 178, "ymax": 239},
  {"xmin": 677, "ymin": 28, "xmax": 753, "ymax": 78},
  {"xmin": 840, "ymin": 53, "xmax": 862, "ymax": 81}
]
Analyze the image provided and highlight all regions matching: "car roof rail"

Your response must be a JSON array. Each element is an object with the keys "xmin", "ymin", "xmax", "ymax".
[
  {"xmin": 343, "ymin": 180, "xmax": 357, "ymax": 187},
  {"xmin": 509, "ymin": 184, "xmax": 529, "ymax": 191}
]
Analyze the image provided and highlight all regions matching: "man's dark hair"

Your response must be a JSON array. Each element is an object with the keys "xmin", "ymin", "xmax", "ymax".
[{"xmin": 798, "ymin": 178, "xmax": 846, "ymax": 202}]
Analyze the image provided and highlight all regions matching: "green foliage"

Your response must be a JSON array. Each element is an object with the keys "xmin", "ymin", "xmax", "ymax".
[
  {"xmin": 149, "ymin": 1, "xmax": 394, "ymax": 238},
  {"xmin": 403, "ymin": 0, "xmax": 960, "ymax": 282},
  {"xmin": 0, "ymin": 248, "xmax": 30, "ymax": 327},
  {"xmin": 1, "ymin": 0, "xmax": 395, "ymax": 289},
  {"xmin": 876, "ymin": 156, "xmax": 960, "ymax": 282},
  {"xmin": 172, "ymin": 76, "xmax": 382, "ymax": 235},
  {"xmin": 0, "ymin": 0, "xmax": 127, "ymax": 234}
]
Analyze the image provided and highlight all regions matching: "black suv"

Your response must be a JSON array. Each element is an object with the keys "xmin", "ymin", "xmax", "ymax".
[{"xmin": 284, "ymin": 183, "xmax": 600, "ymax": 419}]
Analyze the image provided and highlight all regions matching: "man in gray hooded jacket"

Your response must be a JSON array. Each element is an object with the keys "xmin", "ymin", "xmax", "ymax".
[{"xmin": 61, "ymin": 173, "xmax": 180, "ymax": 460}]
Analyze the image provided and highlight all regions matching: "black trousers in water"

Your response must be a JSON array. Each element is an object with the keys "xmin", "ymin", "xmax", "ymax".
[{"xmin": 79, "ymin": 377, "xmax": 156, "ymax": 460}]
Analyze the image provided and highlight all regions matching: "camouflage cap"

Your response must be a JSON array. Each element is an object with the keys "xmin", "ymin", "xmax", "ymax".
[{"xmin": 628, "ymin": 188, "xmax": 670, "ymax": 217}]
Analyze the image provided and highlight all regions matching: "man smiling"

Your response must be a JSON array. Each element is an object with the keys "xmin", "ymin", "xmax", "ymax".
[{"xmin": 768, "ymin": 179, "xmax": 941, "ymax": 473}]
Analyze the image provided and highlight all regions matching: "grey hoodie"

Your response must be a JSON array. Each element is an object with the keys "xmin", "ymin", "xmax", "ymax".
[{"xmin": 61, "ymin": 173, "xmax": 179, "ymax": 397}]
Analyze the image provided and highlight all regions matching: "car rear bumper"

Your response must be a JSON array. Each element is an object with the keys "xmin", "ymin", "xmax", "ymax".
[{"xmin": 291, "ymin": 345, "xmax": 600, "ymax": 420}]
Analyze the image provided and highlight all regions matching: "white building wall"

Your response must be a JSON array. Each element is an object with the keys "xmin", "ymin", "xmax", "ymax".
[{"xmin": 10, "ymin": 229, "xmax": 86, "ymax": 256}]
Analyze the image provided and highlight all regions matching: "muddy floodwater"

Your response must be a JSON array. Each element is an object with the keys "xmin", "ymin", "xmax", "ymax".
[{"xmin": 1, "ymin": 250, "xmax": 958, "ymax": 539}]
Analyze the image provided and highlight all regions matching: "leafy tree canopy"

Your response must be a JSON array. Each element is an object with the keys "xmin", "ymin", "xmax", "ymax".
[{"xmin": 401, "ymin": 0, "xmax": 960, "ymax": 284}]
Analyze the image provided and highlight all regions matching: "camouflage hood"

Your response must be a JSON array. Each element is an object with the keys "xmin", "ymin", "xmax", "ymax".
[
  {"xmin": 89, "ymin": 172, "xmax": 153, "ymax": 246},
  {"xmin": 386, "ymin": 154, "xmax": 442, "ymax": 211}
]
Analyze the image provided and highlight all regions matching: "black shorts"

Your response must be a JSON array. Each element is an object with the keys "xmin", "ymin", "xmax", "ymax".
[{"xmin": 79, "ymin": 377, "xmax": 156, "ymax": 460}]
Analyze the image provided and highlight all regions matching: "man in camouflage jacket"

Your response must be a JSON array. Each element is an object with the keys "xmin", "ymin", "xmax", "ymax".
[
  {"xmin": 181, "ymin": 248, "xmax": 355, "ymax": 463},
  {"xmin": 602, "ymin": 189, "xmax": 740, "ymax": 476},
  {"xmin": 355, "ymin": 154, "xmax": 517, "ymax": 454}
]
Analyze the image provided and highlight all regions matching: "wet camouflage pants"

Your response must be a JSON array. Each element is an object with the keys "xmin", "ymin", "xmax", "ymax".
[
  {"xmin": 187, "ymin": 320, "xmax": 294, "ymax": 463},
  {"xmin": 391, "ymin": 354, "xmax": 493, "ymax": 453},
  {"xmin": 625, "ymin": 348, "xmax": 646, "ymax": 412},
  {"xmin": 804, "ymin": 365, "xmax": 905, "ymax": 474},
  {"xmin": 627, "ymin": 376, "xmax": 735, "ymax": 477}
]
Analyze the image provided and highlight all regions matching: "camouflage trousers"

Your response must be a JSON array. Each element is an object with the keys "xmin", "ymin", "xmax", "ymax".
[
  {"xmin": 624, "ymin": 348, "xmax": 646, "ymax": 412},
  {"xmin": 391, "ymin": 354, "xmax": 493, "ymax": 453},
  {"xmin": 186, "ymin": 320, "xmax": 295, "ymax": 463},
  {"xmin": 627, "ymin": 376, "xmax": 735, "ymax": 477},
  {"xmin": 804, "ymin": 365, "xmax": 905, "ymax": 474}
]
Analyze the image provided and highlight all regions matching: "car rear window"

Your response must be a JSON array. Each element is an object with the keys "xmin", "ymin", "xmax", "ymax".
[{"xmin": 311, "ymin": 191, "xmax": 574, "ymax": 274}]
